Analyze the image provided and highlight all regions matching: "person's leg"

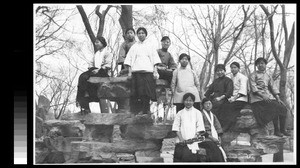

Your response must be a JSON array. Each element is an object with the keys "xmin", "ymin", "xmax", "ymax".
[
  {"xmin": 273, "ymin": 116, "xmax": 283, "ymax": 137},
  {"xmin": 141, "ymin": 95, "xmax": 150, "ymax": 114},
  {"xmin": 130, "ymin": 96, "xmax": 141, "ymax": 115},
  {"xmin": 79, "ymin": 97, "xmax": 91, "ymax": 114},
  {"xmin": 173, "ymin": 144, "xmax": 183, "ymax": 162},
  {"xmin": 219, "ymin": 101, "xmax": 247, "ymax": 132},
  {"xmin": 198, "ymin": 141, "xmax": 225, "ymax": 162},
  {"xmin": 279, "ymin": 115, "xmax": 291, "ymax": 136}
]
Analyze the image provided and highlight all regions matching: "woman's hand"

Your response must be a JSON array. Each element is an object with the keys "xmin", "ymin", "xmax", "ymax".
[
  {"xmin": 153, "ymin": 71, "xmax": 159, "ymax": 79},
  {"xmin": 127, "ymin": 71, "xmax": 132, "ymax": 79},
  {"xmin": 275, "ymin": 95, "xmax": 285, "ymax": 106},
  {"xmin": 214, "ymin": 95, "xmax": 225, "ymax": 102},
  {"xmin": 261, "ymin": 94, "xmax": 272, "ymax": 103},
  {"xmin": 92, "ymin": 68, "xmax": 99, "ymax": 74}
]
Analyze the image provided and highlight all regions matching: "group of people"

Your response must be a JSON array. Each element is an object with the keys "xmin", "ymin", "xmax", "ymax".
[{"xmin": 76, "ymin": 26, "xmax": 291, "ymax": 162}]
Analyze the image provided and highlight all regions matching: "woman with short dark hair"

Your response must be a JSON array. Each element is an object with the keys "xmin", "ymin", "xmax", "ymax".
[
  {"xmin": 171, "ymin": 53, "xmax": 201, "ymax": 113},
  {"xmin": 217, "ymin": 62, "xmax": 249, "ymax": 132},
  {"xmin": 117, "ymin": 27, "xmax": 136, "ymax": 71},
  {"xmin": 249, "ymin": 57, "xmax": 290, "ymax": 137},
  {"xmin": 172, "ymin": 93, "xmax": 206, "ymax": 162},
  {"xmin": 76, "ymin": 36, "xmax": 112, "ymax": 114},
  {"xmin": 156, "ymin": 36, "xmax": 177, "ymax": 84},
  {"xmin": 204, "ymin": 64, "xmax": 234, "ymax": 120},
  {"xmin": 124, "ymin": 27, "xmax": 161, "ymax": 115}
]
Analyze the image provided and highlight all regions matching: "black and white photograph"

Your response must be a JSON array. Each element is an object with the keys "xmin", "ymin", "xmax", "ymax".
[{"xmin": 33, "ymin": 3, "xmax": 296, "ymax": 165}]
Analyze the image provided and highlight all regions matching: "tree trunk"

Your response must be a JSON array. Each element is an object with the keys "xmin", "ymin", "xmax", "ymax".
[
  {"xmin": 260, "ymin": 5, "xmax": 295, "ymax": 127},
  {"xmin": 76, "ymin": 5, "xmax": 96, "ymax": 51},
  {"xmin": 95, "ymin": 5, "xmax": 112, "ymax": 38},
  {"xmin": 119, "ymin": 5, "xmax": 133, "ymax": 39}
]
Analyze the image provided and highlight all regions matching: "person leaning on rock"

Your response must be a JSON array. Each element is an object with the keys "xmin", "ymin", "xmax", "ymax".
[{"xmin": 249, "ymin": 57, "xmax": 290, "ymax": 137}]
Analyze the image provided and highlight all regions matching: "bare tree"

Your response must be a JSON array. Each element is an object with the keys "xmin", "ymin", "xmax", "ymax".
[
  {"xmin": 260, "ymin": 5, "xmax": 295, "ymax": 112},
  {"xmin": 118, "ymin": 5, "xmax": 133, "ymax": 38},
  {"xmin": 77, "ymin": 5, "xmax": 112, "ymax": 53},
  {"xmin": 35, "ymin": 5, "xmax": 81, "ymax": 117}
]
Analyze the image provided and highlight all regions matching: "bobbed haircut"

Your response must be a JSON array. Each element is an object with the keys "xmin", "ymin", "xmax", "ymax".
[
  {"xmin": 201, "ymin": 98, "xmax": 211, "ymax": 106},
  {"xmin": 182, "ymin": 93, "xmax": 195, "ymax": 102},
  {"xmin": 161, "ymin": 36, "xmax": 170, "ymax": 42},
  {"xmin": 230, "ymin": 61, "xmax": 240, "ymax": 69},
  {"xmin": 255, "ymin": 57, "xmax": 267, "ymax": 66},
  {"xmin": 215, "ymin": 64, "xmax": 226, "ymax": 72},
  {"xmin": 178, "ymin": 53, "xmax": 191, "ymax": 62},
  {"xmin": 125, "ymin": 27, "xmax": 135, "ymax": 34},
  {"xmin": 136, "ymin": 27, "xmax": 147, "ymax": 36},
  {"xmin": 95, "ymin": 36, "xmax": 107, "ymax": 48}
]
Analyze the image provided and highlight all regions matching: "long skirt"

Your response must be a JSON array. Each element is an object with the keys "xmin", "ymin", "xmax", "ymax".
[
  {"xmin": 130, "ymin": 72, "xmax": 157, "ymax": 114},
  {"xmin": 173, "ymin": 141, "xmax": 224, "ymax": 162},
  {"xmin": 173, "ymin": 144, "xmax": 205, "ymax": 162},
  {"xmin": 251, "ymin": 100, "xmax": 287, "ymax": 127},
  {"xmin": 217, "ymin": 101, "xmax": 248, "ymax": 132},
  {"xmin": 198, "ymin": 141, "xmax": 225, "ymax": 162},
  {"xmin": 211, "ymin": 99, "xmax": 228, "ymax": 118}
]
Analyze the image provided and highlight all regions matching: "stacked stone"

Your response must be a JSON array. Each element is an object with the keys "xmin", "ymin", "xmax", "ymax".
[
  {"xmin": 221, "ymin": 105, "xmax": 288, "ymax": 162},
  {"xmin": 35, "ymin": 120, "xmax": 85, "ymax": 163},
  {"xmin": 60, "ymin": 77, "xmax": 176, "ymax": 163},
  {"xmin": 61, "ymin": 112, "xmax": 175, "ymax": 163}
]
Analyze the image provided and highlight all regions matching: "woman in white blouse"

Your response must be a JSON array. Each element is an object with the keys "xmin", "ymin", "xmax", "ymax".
[
  {"xmin": 76, "ymin": 36, "xmax": 112, "ymax": 114},
  {"xmin": 217, "ymin": 62, "xmax": 249, "ymax": 132},
  {"xmin": 124, "ymin": 27, "xmax": 161, "ymax": 115},
  {"xmin": 172, "ymin": 93, "xmax": 206, "ymax": 162}
]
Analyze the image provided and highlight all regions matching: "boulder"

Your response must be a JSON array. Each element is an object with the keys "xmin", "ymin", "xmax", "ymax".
[
  {"xmin": 83, "ymin": 125, "xmax": 114, "ymax": 142},
  {"xmin": 61, "ymin": 113, "xmax": 153, "ymax": 125},
  {"xmin": 87, "ymin": 77, "xmax": 170, "ymax": 100},
  {"xmin": 71, "ymin": 139, "xmax": 163, "ymax": 155},
  {"xmin": 36, "ymin": 116, "xmax": 44, "ymax": 138},
  {"xmin": 225, "ymin": 145, "xmax": 263, "ymax": 162},
  {"xmin": 252, "ymin": 135, "xmax": 288, "ymax": 154},
  {"xmin": 123, "ymin": 124, "xmax": 175, "ymax": 140},
  {"xmin": 135, "ymin": 157, "xmax": 164, "ymax": 163},
  {"xmin": 43, "ymin": 120, "xmax": 85, "ymax": 137}
]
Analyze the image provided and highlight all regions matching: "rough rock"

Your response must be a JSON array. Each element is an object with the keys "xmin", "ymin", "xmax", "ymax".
[
  {"xmin": 135, "ymin": 156, "xmax": 164, "ymax": 163},
  {"xmin": 61, "ymin": 113, "xmax": 154, "ymax": 125},
  {"xmin": 83, "ymin": 125, "xmax": 114, "ymax": 142},
  {"xmin": 123, "ymin": 124, "xmax": 175, "ymax": 140},
  {"xmin": 252, "ymin": 135, "xmax": 288, "ymax": 154},
  {"xmin": 87, "ymin": 77, "xmax": 170, "ymax": 100},
  {"xmin": 83, "ymin": 113, "xmax": 133, "ymax": 125},
  {"xmin": 225, "ymin": 145, "xmax": 263, "ymax": 162},
  {"xmin": 135, "ymin": 150, "xmax": 161, "ymax": 157},
  {"xmin": 43, "ymin": 120, "xmax": 85, "ymax": 137},
  {"xmin": 36, "ymin": 116, "xmax": 44, "ymax": 138},
  {"xmin": 71, "ymin": 139, "xmax": 163, "ymax": 154}
]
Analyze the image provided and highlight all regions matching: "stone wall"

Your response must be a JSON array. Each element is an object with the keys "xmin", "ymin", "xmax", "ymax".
[
  {"xmin": 60, "ymin": 112, "xmax": 175, "ymax": 163},
  {"xmin": 35, "ymin": 77, "xmax": 291, "ymax": 163},
  {"xmin": 221, "ymin": 105, "xmax": 289, "ymax": 162}
]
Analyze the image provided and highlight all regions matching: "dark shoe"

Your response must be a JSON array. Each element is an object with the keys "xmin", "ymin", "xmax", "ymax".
[
  {"xmin": 281, "ymin": 130, "xmax": 291, "ymax": 136},
  {"xmin": 274, "ymin": 131, "xmax": 283, "ymax": 137},
  {"xmin": 279, "ymin": 116, "xmax": 290, "ymax": 136}
]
